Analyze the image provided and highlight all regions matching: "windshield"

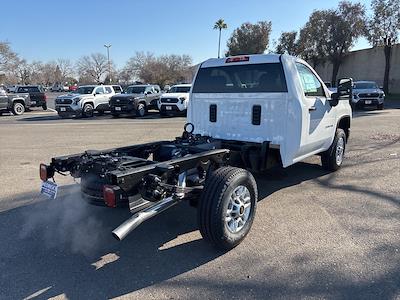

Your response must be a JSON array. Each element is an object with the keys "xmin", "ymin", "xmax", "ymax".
[
  {"xmin": 126, "ymin": 86, "xmax": 146, "ymax": 94},
  {"xmin": 168, "ymin": 86, "xmax": 191, "ymax": 93},
  {"xmin": 193, "ymin": 63, "xmax": 287, "ymax": 93},
  {"xmin": 18, "ymin": 86, "xmax": 40, "ymax": 93},
  {"xmin": 354, "ymin": 82, "xmax": 378, "ymax": 89},
  {"xmin": 76, "ymin": 86, "xmax": 95, "ymax": 94}
]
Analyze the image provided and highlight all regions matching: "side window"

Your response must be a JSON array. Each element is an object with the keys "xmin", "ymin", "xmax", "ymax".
[
  {"xmin": 296, "ymin": 63, "xmax": 325, "ymax": 97},
  {"xmin": 105, "ymin": 87, "xmax": 112, "ymax": 94},
  {"xmin": 154, "ymin": 86, "xmax": 160, "ymax": 93},
  {"xmin": 94, "ymin": 87, "xmax": 104, "ymax": 94},
  {"xmin": 145, "ymin": 87, "xmax": 153, "ymax": 94}
]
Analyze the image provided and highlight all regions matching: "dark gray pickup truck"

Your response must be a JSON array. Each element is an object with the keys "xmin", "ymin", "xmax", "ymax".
[
  {"xmin": 109, "ymin": 84, "xmax": 161, "ymax": 117},
  {"xmin": 0, "ymin": 86, "xmax": 31, "ymax": 115},
  {"xmin": 16, "ymin": 85, "xmax": 47, "ymax": 110}
]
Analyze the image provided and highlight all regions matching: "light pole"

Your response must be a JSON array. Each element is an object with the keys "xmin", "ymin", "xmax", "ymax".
[{"xmin": 104, "ymin": 44, "xmax": 112, "ymax": 83}]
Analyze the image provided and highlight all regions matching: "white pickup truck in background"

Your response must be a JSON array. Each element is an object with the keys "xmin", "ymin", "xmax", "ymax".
[
  {"xmin": 158, "ymin": 84, "xmax": 191, "ymax": 116},
  {"xmin": 55, "ymin": 85, "xmax": 122, "ymax": 118}
]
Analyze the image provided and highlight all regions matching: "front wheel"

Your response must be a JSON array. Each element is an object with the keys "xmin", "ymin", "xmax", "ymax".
[
  {"xmin": 82, "ymin": 103, "xmax": 94, "ymax": 118},
  {"xmin": 321, "ymin": 128, "xmax": 346, "ymax": 171},
  {"xmin": 136, "ymin": 103, "xmax": 147, "ymax": 117},
  {"xmin": 12, "ymin": 102, "xmax": 25, "ymax": 115},
  {"xmin": 377, "ymin": 103, "xmax": 384, "ymax": 110},
  {"xmin": 198, "ymin": 167, "xmax": 258, "ymax": 250},
  {"xmin": 42, "ymin": 103, "xmax": 47, "ymax": 110}
]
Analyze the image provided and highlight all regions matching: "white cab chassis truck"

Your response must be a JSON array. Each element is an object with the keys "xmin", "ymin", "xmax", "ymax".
[{"xmin": 40, "ymin": 54, "xmax": 352, "ymax": 250}]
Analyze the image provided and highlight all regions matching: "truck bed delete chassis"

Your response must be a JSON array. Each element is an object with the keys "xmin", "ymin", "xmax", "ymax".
[{"xmin": 40, "ymin": 129, "xmax": 271, "ymax": 241}]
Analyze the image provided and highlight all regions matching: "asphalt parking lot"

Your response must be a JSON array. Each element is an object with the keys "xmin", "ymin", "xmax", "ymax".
[{"xmin": 0, "ymin": 98, "xmax": 399, "ymax": 299}]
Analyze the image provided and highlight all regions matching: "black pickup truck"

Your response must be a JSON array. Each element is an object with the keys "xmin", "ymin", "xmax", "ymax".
[
  {"xmin": 109, "ymin": 84, "xmax": 161, "ymax": 117},
  {"xmin": 0, "ymin": 85, "xmax": 31, "ymax": 115},
  {"xmin": 16, "ymin": 85, "xmax": 47, "ymax": 110}
]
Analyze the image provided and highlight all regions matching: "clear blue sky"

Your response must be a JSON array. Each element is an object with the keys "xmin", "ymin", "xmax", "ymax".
[{"xmin": 0, "ymin": 0, "xmax": 372, "ymax": 68}]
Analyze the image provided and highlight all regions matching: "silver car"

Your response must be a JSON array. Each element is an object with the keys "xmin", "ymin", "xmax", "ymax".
[{"xmin": 352, "ymin": 81, "xmax": 385, "ymax": 110}]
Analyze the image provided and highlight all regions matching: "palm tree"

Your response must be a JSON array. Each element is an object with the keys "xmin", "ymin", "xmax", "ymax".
[{"xmin": 213, "ymin": 19, "xmax": 228, "ymax": 58}]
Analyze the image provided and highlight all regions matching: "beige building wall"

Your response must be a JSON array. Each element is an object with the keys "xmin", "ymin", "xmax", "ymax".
[{"xmin": 314, "ymin": 44, "xmax": 400, "ymax": 93}]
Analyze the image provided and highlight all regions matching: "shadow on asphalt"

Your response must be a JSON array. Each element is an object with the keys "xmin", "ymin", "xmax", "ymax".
[
  {"xmin": 16, "ymin": 111, "xmax": 181, "ymax": 123},
  {"xmin": 1, "ymin": 162, "xmax": 399, "ymax": 299},
  {"xmin": 0, "ymin": 161, "xmax": 329, "ymax": 299}
]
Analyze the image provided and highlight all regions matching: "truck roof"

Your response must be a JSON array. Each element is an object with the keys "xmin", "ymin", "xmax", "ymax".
[{"xmin": 200, "ymin": 54, "xmax": 283, "ymax": 68}]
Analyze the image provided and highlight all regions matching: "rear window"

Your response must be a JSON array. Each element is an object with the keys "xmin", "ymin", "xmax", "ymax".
[
  {"xmin": 113, "ymin": 85, "xmax": 122, "ymax": 93},
  {"xmin": 18, "ymin": 86, "xmax": 40, "ymax": 93},
  {"xmin": 192, "ymin": 63, "xmax": 287, "ymax": 93},
  {"xmin": 168, "ymin": 86, "xmax": 191, "ymax": 93}
]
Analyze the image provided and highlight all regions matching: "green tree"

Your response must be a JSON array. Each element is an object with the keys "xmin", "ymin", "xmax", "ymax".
[
  {"xmin": 367, "ymin": 0, "xmax": 400, "ymax": 94},
  {"xmin": 275, "ymin": 31, "xmax": 298, "ymax": 55},
  {"xmin": 213, "ymin": 19, "xmax": 228, "ymax": 58},
  {"xmin": 300, "ymin": 2, "xmax": 366, "ymax": 85},
  {"xmin": 226, "ymin": 21, "xmax": 272, "ymax": 56}
]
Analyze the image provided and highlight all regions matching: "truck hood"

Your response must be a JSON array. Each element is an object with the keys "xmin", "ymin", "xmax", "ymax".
[
  {"xmin": 112, "ymin": 93, "xmax": 143, "ymax": 99},
  {"xmin": 57, "ymin": 93, "xmax": 90, "ymax": 100},
  {"xmin": 160, "ymin": 92, "xmax": 189, "ymax": 99},
  {"xmin": 353, "ymin": 88, "xmax": 383, "ymax": 94}
]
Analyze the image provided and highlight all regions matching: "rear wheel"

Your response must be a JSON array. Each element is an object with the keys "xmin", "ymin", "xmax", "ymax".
[
  {"xmin": 12, "ymin": 102, "xmax": 25, "ymax": 115},
  {"xmin": 136, "ymin": 103, "xmax": 147, "ymax": 117},
  {"xmin": 82, "ymin": 103, "xmax": 94, "ymax": 118},
  {"xmin": 321, "ymin": 128, "xmax": 346, "ymax": 171},
  {"xmin": 198, "ymin": 167, "xmax": 258, "ymax": 250}
]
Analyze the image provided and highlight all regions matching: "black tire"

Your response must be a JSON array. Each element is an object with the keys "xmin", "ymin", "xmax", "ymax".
[
  {"xmin": 136, "ymin": 103, "xmax": 147, "ymax": 117},
  {"xmin": 198, "ymin": 166, "xmax": 258, "ymax": 250},
  {"xmin": 12, "ymin": 102, "xmax": 25, "ymax": 115},
  {"xmin": 42, "ymin": 103, "xmax": 47, "ymax": 110},
  {"xmin": 377, "ymin": 103, "xmax": 384, "ymax": 110},
  {"xmin": 82, "ymin": 103, "xmax": 94, "ymax": 118},
  {"xmin": 321, "ymin": 128, "xmax": 346, "ymax": 171},
  {"xmin": 97, "ymin": 110, "xmax": 104, "ymax": 116},
  {"xmin": 111, "ymin": 113, "xmax": 120, "ymax": 118}
]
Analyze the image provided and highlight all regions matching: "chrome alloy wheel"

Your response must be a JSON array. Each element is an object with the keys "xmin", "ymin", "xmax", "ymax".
[
  {"xmin": 225, "ymin": 185, "xmax": 252, "ymax": 233},
  {"xmin": 336, "ymin": 137, "xmax": 345, "ymax": 166}
]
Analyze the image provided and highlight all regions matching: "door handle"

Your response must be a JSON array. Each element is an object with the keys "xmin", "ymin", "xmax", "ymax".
[{"xmin": 308, "ymin": 106, "xmax": 316, "ymax": 112}]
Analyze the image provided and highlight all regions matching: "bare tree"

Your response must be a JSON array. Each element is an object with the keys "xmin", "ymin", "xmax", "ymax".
[
  {"xmin": 14, "ymin": 59, "xmax": 31, "ymax": 85},
  {"xmin": 367, "ymin": 0, "xmax": 400, "ymax": 94},
  {"xmin": 76, "ymin": 53, "xmax": 109, "ymax": 83},
  {"xmin": 276, "ymin": 31, "xmax": 298, "ymax": 55},
  {"xmin": 57, "ymin": 58, "xmax": 73, "ymax": 82},
  {"xmin": 226, "ymin": 21, "xmax": 272, "ymax": 56},
  {"xmin": 0, "ymin": 42, "xmax": 18, "ymax": 72},
  {"xmin": 121, "ymin": 52, "xmax": 193, "ymax": 87}
]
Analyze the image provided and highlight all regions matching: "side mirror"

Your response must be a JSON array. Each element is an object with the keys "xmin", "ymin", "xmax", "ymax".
[{"xmin": 329, "ymin": 78, "xmax": 353, "ymax": 107}]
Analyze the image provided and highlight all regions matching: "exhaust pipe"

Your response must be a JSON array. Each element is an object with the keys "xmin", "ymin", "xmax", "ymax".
[{"xmin": 112, "ymin": 196, "xmax": 178, "ymax": 241}]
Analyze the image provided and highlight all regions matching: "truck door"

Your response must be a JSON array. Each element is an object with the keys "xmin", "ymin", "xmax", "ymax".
[
  {"xmin": 296, "ymin": 63, "xmax": 336, "ymax": 153},
  {"xmin": 0, "ymin": 88, "xmax": 8, "ymax": 110},
  {"xmin": 93, "ymin": 86, "xmax": 107, "ymax": 108}
]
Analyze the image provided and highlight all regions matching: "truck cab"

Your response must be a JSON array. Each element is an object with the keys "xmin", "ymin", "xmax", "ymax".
[{"xmin": 189, "ymin": 54, "xmax": 352, "ymax": 168}]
